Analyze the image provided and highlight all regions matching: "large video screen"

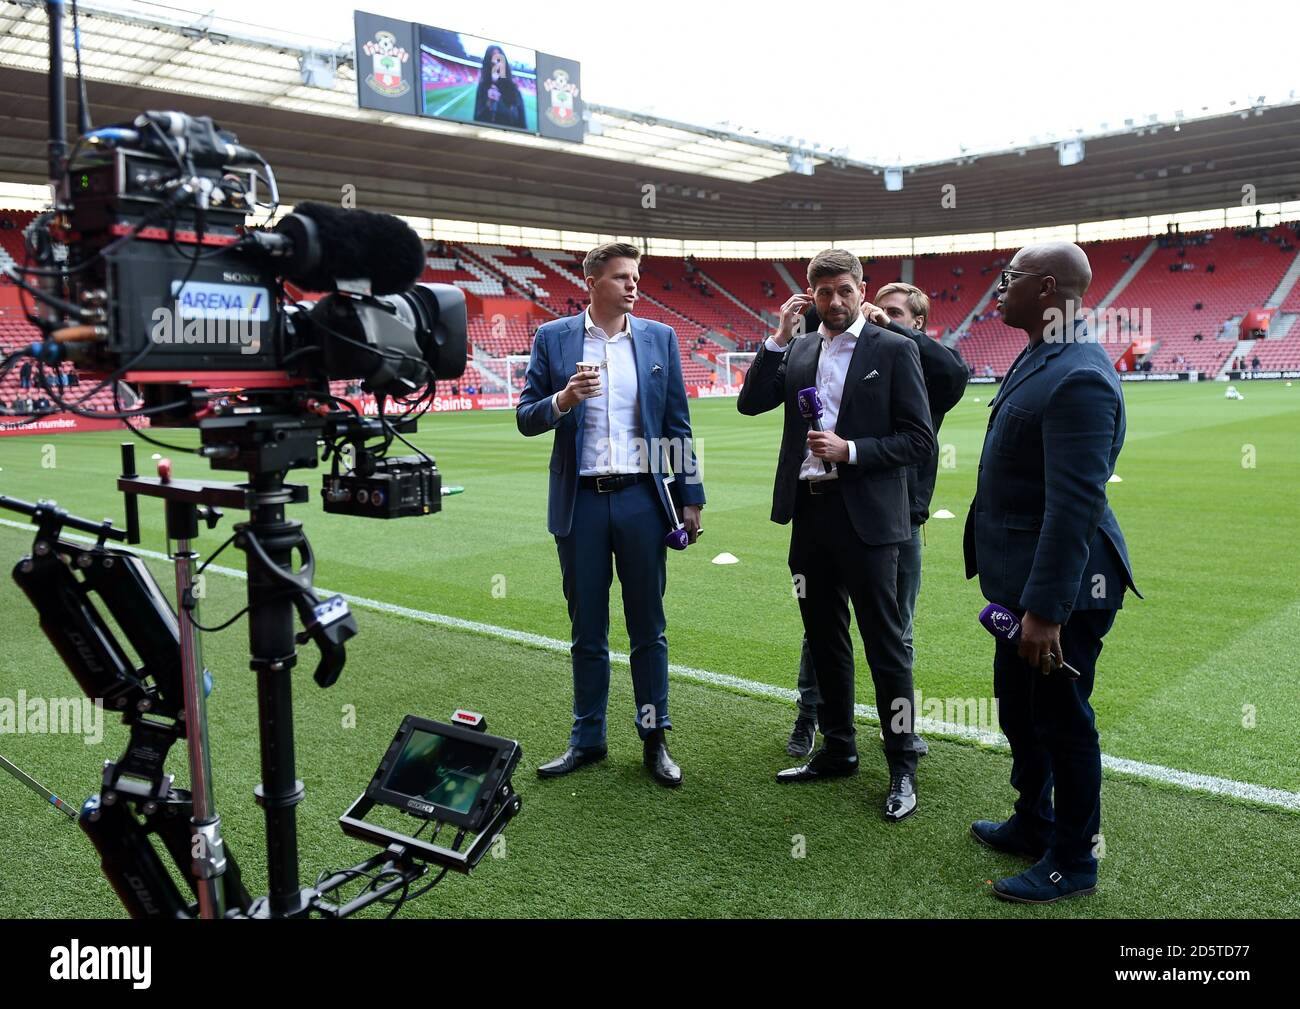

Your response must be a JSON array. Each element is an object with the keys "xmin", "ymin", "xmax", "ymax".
[{"xmin": 419, "ymin": 26, "xmax": 537, "ymax": 133}]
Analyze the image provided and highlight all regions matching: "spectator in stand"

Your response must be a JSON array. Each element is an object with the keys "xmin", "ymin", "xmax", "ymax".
[
  {"xmin": 19, "ymin": 360, "xmax": 32, "ymax": 390},
  {"xmin": 1252, "ymin": 354, "xmax": 1261, "ymax": 371},
  {"xmin": 1206, "ymin": 262, "xmax": 1215, "ymax": 274},
  {"xmin": 984, "ymin": 363, "xmax": 995, "ymax": 378}
]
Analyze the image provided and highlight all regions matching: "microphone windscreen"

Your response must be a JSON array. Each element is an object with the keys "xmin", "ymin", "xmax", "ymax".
[
  {"xmin": 797, "ymin": 386, "xmax": 822, "ymax": 419},
  {"xmin": 664, "ymin": 528, "xmax": 690, "ymax": 551},
  {"xmin": 290, "ymin": 202, "xmax": 426, "ymax": 296},
  {"xmin": 978, "ymin": 603, "xmax": 1021, "ymax": 642}
]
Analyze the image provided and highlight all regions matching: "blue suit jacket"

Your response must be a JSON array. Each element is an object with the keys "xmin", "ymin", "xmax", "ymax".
[
  {"xmin": 963, "ymin": 324, "xmax": 1140, "ymax": 624},
  {"xmin": 516, "ymin": 313, "xmax": 706, "ymax": 537}
]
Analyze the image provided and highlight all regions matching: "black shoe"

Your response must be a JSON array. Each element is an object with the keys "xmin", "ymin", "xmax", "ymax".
[
  {"xmin": 970, "ymin": 819, "xmax": 1047, "ymax": 860},
  {"xmin": 776, "ymin": 747, "xmax": 859, "ymax": 783},
  {"xmin": 643, "ymin": 729, "xmax": 682, "ymax": 788},
  {"xmin": 787, "ymin": 715, "xmax": 817, "ymax": 758},
  {"xmin": 878, "ymin": 729, "xmax": 929, "ymax": 756},
  {"xmin": 883, "ymin": 772, "xmax": 917, "ymax": 821},
  {"xmin": 536, "ymin": 744, "xmax": 607, "ymax": 779}
]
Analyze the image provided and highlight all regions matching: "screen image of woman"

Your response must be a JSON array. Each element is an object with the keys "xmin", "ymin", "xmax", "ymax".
[{"xmin": 474, "ymin": 45, "xmax": 526, "ymax": 129}]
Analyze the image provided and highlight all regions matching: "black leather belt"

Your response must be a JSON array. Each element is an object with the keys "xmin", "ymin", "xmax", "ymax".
[
  {"xmin": 580, "ymin": 473, "xmax": 651, "ymax": 493},
  {"xmin": 800, "ymin": 478, "xmax": 841, "ymax": 496}
]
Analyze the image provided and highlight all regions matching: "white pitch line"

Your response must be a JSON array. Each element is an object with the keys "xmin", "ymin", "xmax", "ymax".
[{"xmin": 3, "ymin": 516, "xmax": 1298, "ymax": 812}]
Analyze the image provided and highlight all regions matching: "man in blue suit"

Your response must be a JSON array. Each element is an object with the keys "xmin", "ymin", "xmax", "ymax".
[
  {"xmin": 516, "ymin": 242, "xmax": 705, "ymax": 787},
  {"xmin": 965, "ymin": 241, "xmax": 1140, "ymax": 902}
]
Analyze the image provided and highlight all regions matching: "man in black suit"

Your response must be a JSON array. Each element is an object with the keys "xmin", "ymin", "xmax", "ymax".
[
  {"xmin": 786, "ymin": 282, "xmax": 969, "ymax": 759},
  {"xmin": 739, "ymin": 249, "xmax": 935, "ymax": 820}
]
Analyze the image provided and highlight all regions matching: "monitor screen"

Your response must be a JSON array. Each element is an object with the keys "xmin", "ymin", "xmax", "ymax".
[
  {"xmin": 384, "ymin": 727, "xmax": 495, "ymax": 815},
  {"xmin": 419, "ymin": 26, "xmax": 537, "ymax": 133}
]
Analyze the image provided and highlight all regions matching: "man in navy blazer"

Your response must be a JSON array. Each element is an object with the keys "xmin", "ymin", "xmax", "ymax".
[
  {"xmin": 516, "ymin": 242, "xmax": 704, "ymax": 787},
  {"xmin": 965, "ymin": 241, "xmax": 1140, "ymax": 903}
]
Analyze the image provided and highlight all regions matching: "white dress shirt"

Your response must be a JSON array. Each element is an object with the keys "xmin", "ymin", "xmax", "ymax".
[
  {"xmin": 764, "ymin": 313, "xmax": 863, "ymax": 479},
  {"xmin": 553, "ymin": 309, "xmax": 646, "ymax": 475}
]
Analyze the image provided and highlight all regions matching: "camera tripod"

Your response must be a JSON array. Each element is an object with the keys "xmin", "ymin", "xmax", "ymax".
[{"xmin": 6, "ymin": 425, "xmax": 518, "ymax": 918}]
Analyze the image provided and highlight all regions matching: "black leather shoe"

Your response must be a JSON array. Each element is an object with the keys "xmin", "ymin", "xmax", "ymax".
[
  {"xmin": 776, "ymin": 747, "xmax": 859, "ymax": 783},
  {"xmin": 878, "ymin": 729, "xmax": 929, "ymax": 756},
  {"xmin": 883, "ymin": 772, "xmax": 917, "ymax": 821},
  {"xmin": 643, "ymin": 729, "xmax": 682, "ymax": 787},
  {"xmin": 536, "ymin": 745, "xmax": 607, "ymax": 779},
  {"xmin": 970, "ymin": 819, "xmax": 1046, "ymax": 860},
  {"xmin": 787, "ymin": 715, "xmax": 817, "ymax": 758}
]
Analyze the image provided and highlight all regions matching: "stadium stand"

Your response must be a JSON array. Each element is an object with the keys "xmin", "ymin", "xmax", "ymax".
[
  {"xmin": 8, "ymin": 204, "xmax": 1300, "ymax": 418},
  {"xmin": 1122, "ymin": 227, "xmax": 1298, "ymax": 374}
]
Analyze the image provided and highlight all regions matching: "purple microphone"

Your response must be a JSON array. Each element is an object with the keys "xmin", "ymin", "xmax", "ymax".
[
  {"xmin": 796, "ymin": 386, "xmax": 833, "ymax": 473},
  {"xmin": 978, "ymin": 603, "xmax": 1080, "ymax": 679},
  {"xmin": 661, "ymin": 473, "xmax": 691, "ymax": 550}
]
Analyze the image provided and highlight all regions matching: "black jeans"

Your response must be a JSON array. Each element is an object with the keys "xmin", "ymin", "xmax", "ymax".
[{"xmin": 788, "ymin": 486, "xmax": 917, "ymax": 776}]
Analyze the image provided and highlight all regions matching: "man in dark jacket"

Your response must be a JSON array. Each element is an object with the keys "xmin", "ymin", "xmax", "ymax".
[
  {"xmin": 739, "ymin": 249, "xmax": 934, "ymax": 821},
  {"xmin": 966, "ymin": 241, "xmax": 1138, "ymax": 903},
  {"xmin": 786, "ymin": 283, "xmax": 969, "ymax": 759}
]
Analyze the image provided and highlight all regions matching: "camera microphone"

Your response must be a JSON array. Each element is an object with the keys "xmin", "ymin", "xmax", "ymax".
[
  {"xmin": 977, "ymin": 603, "xmax": 1081, "ymax": 679},
  {"xmin": 660, "ymin": 473, "xmax": 690, "ymax": 550},
  {"xmin": 265, "ymin": 202, "xmax": 426, "ymax": 297}
]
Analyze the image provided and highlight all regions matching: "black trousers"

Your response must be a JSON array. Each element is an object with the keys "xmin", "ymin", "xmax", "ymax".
[
  {"xmin": 993, "ymin": 607, "xmax": 1116, "ymax": 874},
  {"xmin": 788, "ymin": 483, "xmax": 918, "ymax": 775}
]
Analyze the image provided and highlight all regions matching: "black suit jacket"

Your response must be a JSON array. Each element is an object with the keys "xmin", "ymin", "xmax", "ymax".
[
  {"xmin": 888, "ymin": 322, "xmax": 969, "ymax": 524},
  {"xmin": 804, "ymin": 309, "xmax": 969, "ymax": 524},
  {"xmin": 737, "ymin": 321, "xmax": 935, "ymax": 546}
]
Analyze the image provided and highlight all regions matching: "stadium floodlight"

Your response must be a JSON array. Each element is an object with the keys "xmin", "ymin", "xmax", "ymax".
[
  {"xmin": 1058, "ymin": 139, "xmax": 1085, "ymax": 167},
  {"xmin": 299, "ymin": 52, "xmax": 337, "ymax": 89},
  {"xmin": 884, "ymin": 167, "xmax": 904, "ymax": 192}
]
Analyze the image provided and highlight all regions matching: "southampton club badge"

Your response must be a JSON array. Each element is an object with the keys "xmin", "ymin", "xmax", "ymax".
[
  {"xmin": 362, "ymin": 30, "xmax": 410, "ymax": 98},
  {"xmin": 543, "ymin": 68, "xmax": 580, "ymax": 127}
]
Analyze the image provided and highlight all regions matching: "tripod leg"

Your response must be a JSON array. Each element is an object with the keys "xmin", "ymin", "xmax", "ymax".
[
  {"xmin": 151, "ymin": 792, "xmax": 252, "ymax": 915},
  {"xmin": 243, "ymin": 473, "xmax": 310, "ymax": 917},
  {"xmin": 81, "ymin": 797, "xmax": 190, "ymax": 919}
]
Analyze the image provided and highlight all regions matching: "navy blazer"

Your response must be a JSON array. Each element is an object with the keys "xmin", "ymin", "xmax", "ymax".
[
  {"xmin": 516, "ymin": 312, "xmax": 706, "ymax": 537},
  {"xmin": 963, "ymin": 325, "xmax": 1140, "ymax": 624}
]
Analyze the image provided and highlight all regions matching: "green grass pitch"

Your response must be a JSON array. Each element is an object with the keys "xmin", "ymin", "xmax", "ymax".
[
  {"xmin": 0, "ymin": 381, "xmax": 1297, "ymax": 917},
  {"xmin": 423, "ymin": 83, "xmax": 537, "ymax": 132}
]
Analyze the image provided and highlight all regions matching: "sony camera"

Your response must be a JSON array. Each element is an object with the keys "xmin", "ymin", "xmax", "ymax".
[{"xmin": 22, "ymin": 109, "xmax": 467, "ymax": 506}]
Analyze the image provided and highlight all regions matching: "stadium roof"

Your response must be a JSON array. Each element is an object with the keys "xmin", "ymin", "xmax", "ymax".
[{"xmin": 2, "ymin": 0, "xmax": 1300, "ymax": 242}]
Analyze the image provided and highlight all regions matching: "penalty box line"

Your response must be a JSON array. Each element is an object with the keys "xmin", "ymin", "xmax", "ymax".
[{"xmin": 2, "ymin": 517, "xmax": 1297, "ymax": 813}]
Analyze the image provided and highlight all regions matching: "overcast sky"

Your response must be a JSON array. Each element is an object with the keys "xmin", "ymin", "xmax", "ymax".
[{"xmin": 112, "ymin": 0, "xmax": 1300, "ymax": 163}]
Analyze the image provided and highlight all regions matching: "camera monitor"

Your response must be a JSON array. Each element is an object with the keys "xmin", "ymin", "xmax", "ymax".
[{"xmin": 367, "ymin": 715, "xmax": 520, "ymax": 833}]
